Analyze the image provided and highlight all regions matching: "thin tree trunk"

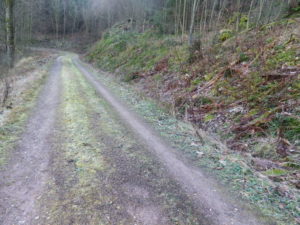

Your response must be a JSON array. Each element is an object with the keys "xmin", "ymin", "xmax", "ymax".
[
  {"xmin": 256, "ymin": 0, "xmax": 266, "ymax": 26},
  {"xmin": 247, "ymin": 0, "xmax": 255, "ymax": 29},
  {"xmin": 189, "ymin": 0, "xmax": 199, "ymax": 46},
  {"xmin": 275, "ymin": 0, "xmax": 285, "ymax": 20},
  {"xmin": 63, "ymin": 0, "xmax": 67, "ymax": 40},
  {"xmin": 182, "ymin": 0, "xmax": 187, "ymax": 39},
  {"xmin": 175, "ymin": 0, "xmax": 178, "ymax": 35},
  {"xmin": 217, "ymin": 0, "xmax": 227, "ymax": 28},
  {"xmin": 235, "ymin": 0, "xmax": 241, "ymax": 31},
  {"xmin": 267, "ymin": 0, "xmax": 275, "ymax": 23},
  {"xmin": 29, "ymin": 1, "xmax": 33, "ymax": 43},
  {"xmin": 209, "ymin": 0, "xmax": 217, "ymax": 30},
  {"xmin": 203, "ymin": 0, "xmax": 208, "ymax": 33},
  {"xmin": 5, "ymin": 0, "xmax": 15, "ymax": 68}
]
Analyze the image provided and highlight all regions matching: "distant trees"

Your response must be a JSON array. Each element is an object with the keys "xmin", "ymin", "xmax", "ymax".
[
  {"xmin": 289, "ymin": 0, "xmax": 299, "ymax": 8},
  {"xmin": 0, "ymin": 0, "xmax": 294, "ymax": 59}
]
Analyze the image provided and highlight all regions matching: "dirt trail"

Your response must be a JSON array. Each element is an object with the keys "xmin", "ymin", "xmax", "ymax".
[
  {"xmin": 73, "ymin": 57, "xmax": 272, "ymax": 225},
  {"xmin": 36, "ymin": 57, "xmax": 206, "ymax": 225},
  {"xmin": 0, "ymin": 54, "xmax": 273, "ymax": 225},
  {"xmin": 0, "ymin": 57, "xmax": 62, "ymax": 225}
]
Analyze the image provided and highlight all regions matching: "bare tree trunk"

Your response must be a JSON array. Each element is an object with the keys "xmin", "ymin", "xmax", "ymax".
[
  {"xmin": 174, "ymin": 0, "xmax": 178, "ymax": 35},
  {"xmin": 29, "ymin": 0, "xmax": 33, "ymax": 43},
  {"xmin": 256, "ymin": 0, "xmax": 266, "ymax": 26},
  {"xmin": 71, "ymin": 2, "xmax": 78, "ymax": 35},
  {"xmin": 63, "ymin": 0, "xmax": 67, "ymax": 40},
  {"xmin": 189, "ymin": 0, "xmax": 202, "ymax": 63},
  {"xmin": 5, "ymin": 0, "xmax": 15, "ymax": 68},
  {"xmin": 217, "ymin": 0, "xmax": 227, "ymax": 28},
  {"xmin": 289, "ymin": 0, "xmax": 299, "ymax": 8},
  {"xmin": 267, "ymin": 0, "xmax": 275, "ymax": 23},
  {"xmin": 189, "ymin": 0, "xmax": 199, "ymax": 46},
  {"xmin": 182, "ymin": 0, "xmax": 187, "ymax": 39},
  {"xmin": 209, "ymin": 0, "xmax": 217, "ymax": 29},
  {"xmin": 247, "ymin": 0, "xmax": 255, "ymax": 29},
  {"xmin": 203, "ymin": 0, "xmax": 208, "ymax": 33},
  {"xmin": 235, "ymin": 0, "xmax": 241, "ymax": 31}
]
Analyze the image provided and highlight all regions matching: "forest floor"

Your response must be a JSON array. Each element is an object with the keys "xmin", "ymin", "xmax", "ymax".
[{"xmin": 0, "ymin": 51, "xmax": 285, "ymax": 225}]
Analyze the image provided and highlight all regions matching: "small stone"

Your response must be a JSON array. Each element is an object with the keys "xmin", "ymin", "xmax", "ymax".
[
  {"xmin": 196, "ymin": 151, "xmax": 204, "ymax": 158},
  {"xmin": 219, "ymin": 160, "xmax": 227, "ymax": 166},
  {"xmin": 191, "ymin": 142, "xmax": 199, "ymax": 147}
]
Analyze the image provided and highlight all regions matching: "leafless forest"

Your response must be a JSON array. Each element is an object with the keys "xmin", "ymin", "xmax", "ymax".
[{"xmin": 0, "ymin": 1, "xmax": 296, "ymax": 63}]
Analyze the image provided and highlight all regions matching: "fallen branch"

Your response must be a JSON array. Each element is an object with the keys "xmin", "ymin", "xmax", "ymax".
[
  {"xmin": 279, "ymin": 112, "xmax": 300, "ymax": 120},
  {"xmin": 197, "ymin": 60, "xmax": 239, "ymax": 92}
]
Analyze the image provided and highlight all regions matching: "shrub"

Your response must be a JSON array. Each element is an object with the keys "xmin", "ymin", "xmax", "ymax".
[
  {"xmin": 269, "ymin": 115, "xmax": 300, "ymax": 142},
  {"xmin": 219, "ymin": 29, "xmax": 234, "ymax": 42}
]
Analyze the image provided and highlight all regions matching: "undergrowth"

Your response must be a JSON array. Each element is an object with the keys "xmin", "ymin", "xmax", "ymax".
[
  {"xmin": 88, "ymin": 17, "xmax": 300, "ymax": 153},
  {"xmin": 87, "ymin": 16, "xmax": 300, "ymax": 223},
  {"xmin": 88, "ymin": 27, "xmax": 188, "ymax": 78}
]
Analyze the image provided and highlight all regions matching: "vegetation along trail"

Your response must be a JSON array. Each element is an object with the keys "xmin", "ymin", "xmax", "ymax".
[{"xmin": 0, "ymin": 53, "xmax": 276, "ymax": 225}]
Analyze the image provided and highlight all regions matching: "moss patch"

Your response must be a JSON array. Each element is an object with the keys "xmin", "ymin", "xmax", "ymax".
[{"xmin": 88, "ymin": 27, "xmax": 188, "ymax": 76}]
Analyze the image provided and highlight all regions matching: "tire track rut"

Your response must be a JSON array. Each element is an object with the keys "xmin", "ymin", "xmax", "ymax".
[{"xmin": 0, "ymin": 57, "xmax": 62, "ymax": 225}]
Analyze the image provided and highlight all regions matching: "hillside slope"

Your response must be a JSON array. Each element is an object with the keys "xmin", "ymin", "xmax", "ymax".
[{"xmin": 87, "ymin": 17, "xmax": 300, "ymax": 224}]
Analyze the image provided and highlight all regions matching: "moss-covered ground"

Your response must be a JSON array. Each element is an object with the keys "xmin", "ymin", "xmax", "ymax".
[{"xmin": 87, "ymin": 19, "xmax": 300, "ymax": 150}]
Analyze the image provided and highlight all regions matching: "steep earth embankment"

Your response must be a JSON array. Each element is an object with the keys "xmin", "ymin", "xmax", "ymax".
[{"xmin": 87, "ymin": 18, "xmax": 300, "ymax": 224}]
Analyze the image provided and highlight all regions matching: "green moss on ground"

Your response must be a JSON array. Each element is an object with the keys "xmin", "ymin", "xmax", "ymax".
[
  {"xmin": 88, "ymin": 18, "xmax": 300, "ymax": 146},
  {"xmin": 88, "ymin": 27, "xmax": 188, "ymax": 77},
  {"xmin": 40, "ymin": 58, "xmax": 109, "ymax": 224}
]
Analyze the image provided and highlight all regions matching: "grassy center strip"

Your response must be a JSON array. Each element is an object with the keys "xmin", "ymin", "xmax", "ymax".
[{"xmin": 37, "ymin": 58, "xmax": 112, "ymax": 225}]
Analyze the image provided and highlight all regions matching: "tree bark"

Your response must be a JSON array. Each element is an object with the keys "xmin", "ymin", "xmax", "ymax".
[
  {"xmin": 5, "ymin": 0, "xmax": 15, "ymax": 68},
  {"xmin": 189, "ymin": 0, "xmax": 199, "ymax": 46}
]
